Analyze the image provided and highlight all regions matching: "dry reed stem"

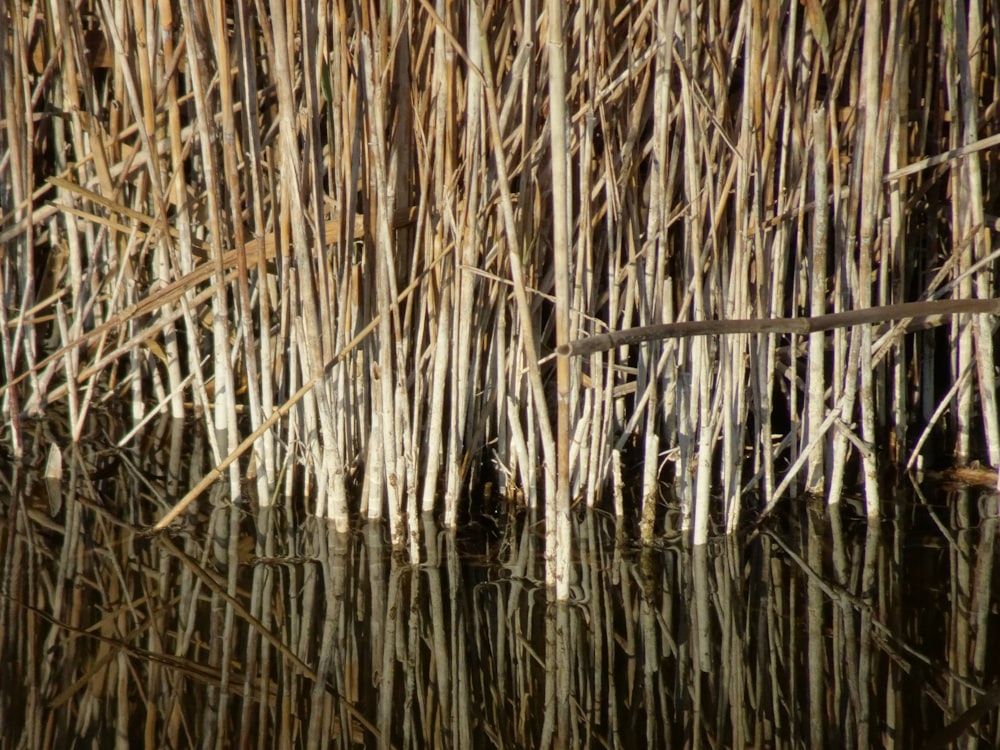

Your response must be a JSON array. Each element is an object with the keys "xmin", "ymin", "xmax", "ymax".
[{"xmin": 545, "ymin": 0, "xmax": 572, "ymax": 594}]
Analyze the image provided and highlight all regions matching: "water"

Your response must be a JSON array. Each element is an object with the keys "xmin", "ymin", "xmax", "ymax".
[{"xmin": 1, "ymin": 428, "xmax": 999, "ymax": 748}]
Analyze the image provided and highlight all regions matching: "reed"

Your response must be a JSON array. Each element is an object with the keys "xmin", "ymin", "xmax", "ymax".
[{"xmin": 2, "ymin": 0, "xmax": 998, "ymax": 554}]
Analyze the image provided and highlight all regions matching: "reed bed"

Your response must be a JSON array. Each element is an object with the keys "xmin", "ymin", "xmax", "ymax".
[{"xmin": 2, "ymin": 0, "xmax": 999, "ymax": 554}]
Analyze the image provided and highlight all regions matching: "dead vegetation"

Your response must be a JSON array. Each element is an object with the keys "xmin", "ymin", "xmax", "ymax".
[{"xmin": 2, "ymin": 0, "xmax": 999, "ymax": 550}]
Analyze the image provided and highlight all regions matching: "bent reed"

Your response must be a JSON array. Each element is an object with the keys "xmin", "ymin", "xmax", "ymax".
[{"xmin": 2, "ymin": 0, "xmax": 999, "ymax": 554}]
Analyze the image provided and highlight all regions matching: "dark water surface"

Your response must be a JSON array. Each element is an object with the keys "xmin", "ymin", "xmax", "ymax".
[{"xmin": 2, "ymin": 430, "xmax": 999, "ymax": 749}]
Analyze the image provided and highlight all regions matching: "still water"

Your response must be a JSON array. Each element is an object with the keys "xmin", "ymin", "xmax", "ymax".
[{"xmin": 1, "ymin": 427, "xmax": 998, "ymax": 749}]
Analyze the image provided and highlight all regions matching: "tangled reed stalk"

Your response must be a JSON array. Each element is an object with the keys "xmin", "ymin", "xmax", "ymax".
[{"xmin": 2, "ymin": 0, "xmax": 999, "ymax": 552}]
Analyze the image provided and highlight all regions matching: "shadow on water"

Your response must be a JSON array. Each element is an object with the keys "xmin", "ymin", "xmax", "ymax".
[{"xmin": 1, "ymin": 422, "xmax": 999, "ymax": 749}]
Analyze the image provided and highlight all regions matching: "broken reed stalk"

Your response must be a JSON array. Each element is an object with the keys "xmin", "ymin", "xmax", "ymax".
[
  {"xmin": 2, "ymin": 0, "xmax": 1000, "ymax": 556},
  {"xmin": 557, "ymin": 299, "xmax": 1000, "ymax": 357}
]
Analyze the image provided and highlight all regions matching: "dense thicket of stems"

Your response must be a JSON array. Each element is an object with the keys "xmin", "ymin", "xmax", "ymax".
[{"xmin": 2, "ymin": 0, "xmax": 999, "ymax": 542}]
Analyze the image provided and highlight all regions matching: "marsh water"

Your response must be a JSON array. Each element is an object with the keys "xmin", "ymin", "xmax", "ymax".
[{"xmin": 1, "ymin": 419, "xmax": 999, "ymax": 749}]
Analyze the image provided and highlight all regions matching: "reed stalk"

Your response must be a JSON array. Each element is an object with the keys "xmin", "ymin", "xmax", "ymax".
[{"xmin": 544, "ymin": 0, "xmax": 572, "ymax": 595}]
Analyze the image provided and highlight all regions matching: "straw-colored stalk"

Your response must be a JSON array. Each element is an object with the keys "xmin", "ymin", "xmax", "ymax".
[
  {"xmin": 805, "ymin": 107, "xmax": 828, "ymax": 494},
  {"xmin": 545, "ymin": 0, "xmax": 572, "ymax": 595}
]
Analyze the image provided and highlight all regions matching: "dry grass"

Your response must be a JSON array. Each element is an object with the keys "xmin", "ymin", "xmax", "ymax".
[{"xmin": 2, "ymin": 0, "xmax": 999, "ymax": 548}]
